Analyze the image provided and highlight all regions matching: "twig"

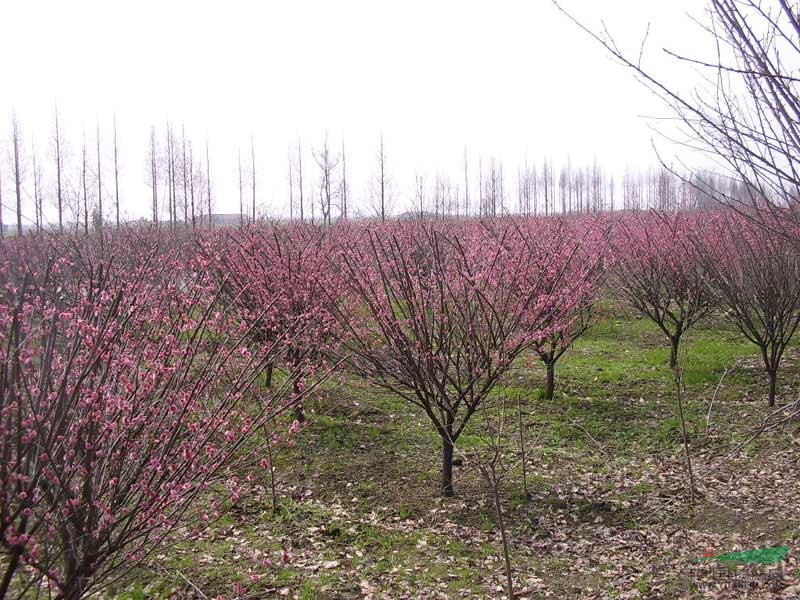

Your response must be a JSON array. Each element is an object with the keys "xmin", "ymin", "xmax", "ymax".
[
  {"xmin": 517, "ymin": 394, "xmax": 529, "ymax": 500},
  {"xmin": 570, "ymin": 420, "xmax": 609, "ymax": 455},
  {"xmin": 152, "ymin": 562, "xmax": 208, "ymax": 600},
  {"xmin": 706, "ymin": 366, "xmax": 731, "ymax": 433}
]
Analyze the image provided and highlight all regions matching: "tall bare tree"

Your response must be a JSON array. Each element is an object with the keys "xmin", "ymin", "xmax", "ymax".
[
  {"xmin": 370, "ymin": 134, "xmax": 391, "ymax": 222},
  {"xmin": 250, "ymin": 136, "xmax": 256, "ymax": 222},
  {"xmin": 288, "ymin": 147, "xmax": 294, "ymax": 222},
  {"xmin": 188, "ymin": 140, "xmax": 196, "ymax": 227},
  {"xmin": 555, "ymin": 0, "xmax": 800, "ymax": 240},
  {"xmin": 11, "ymin": 115, "xmax": 23, "ymax": 236},
  {"xmin": 297, "ymin": 138, "xmax": 304, "ymax": 223},
  {"xmin": 340, "ymin": 139, "xmax": 348, "ymax": 220},
  {"xmin": 166, "ymin": 123, "xmax": 176, "ymax": 227},
  {"xmin": 463, "ymin": 146, "xmax": 470, "ymax": 216},
  {"xmin": 81, "ymin": 132, "xmax": 88, "ymax": 234},
  {"xmin": 54, "ymin": 106, "xmax": 64, "ymax": 231},
  {"xmin": 415, "ymin": 173, "xmax": 426, "ymax": 218},
  {"xmin": 149, "ymin": 126, "xmax": 158, "ymax": 224},
  {"xmin": 95, "ymin": 121, "xmax": 102, "ymax": 229},
  {"xmin": 113, "ymin": 115, "xmax": 120, "ymax": 227},
  {"xmin": 31, "ymin": 142, "xmax": 42, "ymax": 232},
  {"xmin": 205, "ymin": 138, "xmax": 212, "ymax": 224},
  {"xmin": 238, "ymin": 148, "xmax": 244, "ymax": 225},
  {"xmin": 313, "ymin": 135, "xmax": 339, "ymax": 226},
  {"xmin": 181, "ymin": 125, "xmax": 188, "ymax": 223}
]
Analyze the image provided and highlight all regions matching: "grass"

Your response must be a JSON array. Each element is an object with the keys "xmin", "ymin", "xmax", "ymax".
[{"xmin": 106, "ymin": 312, "xmax": 800, "ymax": 599}]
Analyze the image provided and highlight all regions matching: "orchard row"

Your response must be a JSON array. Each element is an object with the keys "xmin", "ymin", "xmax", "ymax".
[{"xmin": 0, "ymin": 209, "xmax": 797, "ymax": 597}]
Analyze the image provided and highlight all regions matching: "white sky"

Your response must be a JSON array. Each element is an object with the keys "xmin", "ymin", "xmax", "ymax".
[{"xmin": 0, "ymin": 0, "xmax": 705, "ymax": 223}]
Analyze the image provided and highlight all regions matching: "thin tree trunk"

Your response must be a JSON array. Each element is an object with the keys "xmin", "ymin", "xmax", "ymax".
[
  {"xmin": 298, "ymin": 138, "xmax": 304, "ymax": 223},
  {"xmin": 12, "ymin": 118, "xmax": 22, "ymax": 237},
  {"xmin": 768, "ymin": 369, "xmax": 777, "ymax": 407},
  {"xmin": 487, "ymin": 467, "xmax": 514, "ymax": 599},
  {"xmin": 189, "ymin": 141, "xmax": 195, "ymax": 227},
  {"xmin": 251, "ymin": 136, "xmax": 256, "ymax": 222},
  {"xmin": 545, "ymin": 361, "xmax": 555, "ymax": 400},
  {"xmin": 669, "ymin": 335, "xmax": 681, "ymax": 369},
  {"xmin": 0, "ymin": 549, "xmax": 21, "ymax": 598},
  {"xmin": 206, "ymin": 139, "xmax": 212, "ymax": 225},
  {"xmin": 96, "ymin": 122, "xmax": 102, "ymax": 230},
  {"xmin": 341, "ymin": 139, "xmax": 347, "ymax": 220},
  {"xmin": 292, "ymin": 377, "xmax": 305, "ymax": 423},
  {"xmin": 150, "ymin": 127, "xmax": 158, "ymax": 224},
  {"xmin": 289, "ymin": 148, "xmax": 294, "ymax": 222},
  {"xmin": 181, "ymin": 125, "xmax": 188, "ymax": 223},
  {"xmin": 238, "ymin": 148, "xmax": 244, "ymax": 226},
  {"xmin": 32, "ymin": 144, "xmax": 41, "ymax": 232},
  {"xmin": 441, "ymin": 433, "xmax": 455, "ymax": 497},
  {"xmin": 82, "ymin": 139, "xmax": 88, "ymax": 234},
  {"xmin": 673, "ymin": 365, "xmax": 696, "ymax": 503},
  {"xmin": 55, "ymin": 107, "xmax": 64, "ymax": 231},
  {"xmin": 113, "ymin": 115, "xmax": 120, "ymax": 227}
]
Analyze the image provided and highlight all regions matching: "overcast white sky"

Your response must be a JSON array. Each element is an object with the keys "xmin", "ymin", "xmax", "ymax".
[{"xmin": 0, "ymin": 0, "xmax": 705, "ymax": 223}]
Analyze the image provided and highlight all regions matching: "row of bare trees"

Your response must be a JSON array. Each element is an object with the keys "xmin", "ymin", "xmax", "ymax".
[
  {"xmin": 1, "ymin": 110, "xmax": 128, "ymax": 237},
  {"xmin": 2, "ymin": 112, "xmax": 753, "ymax": 235}
]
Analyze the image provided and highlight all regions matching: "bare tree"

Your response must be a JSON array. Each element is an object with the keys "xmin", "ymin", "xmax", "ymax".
[
  {"xmin": 340, "ymin": 138, "xmax": 348, "ymax": 220},
  {"xmin": 463, "ymin": 146, "xmax": 470, "ymax": 217},
  {"xmin": 181, "ymin": 125, "xmax": 188, "ymax": 223},
  {"xmin": 370, "ymin": 134, "xmax": 391, "ymax": 221},
  {"xmin": 166, "ymin": 123, "xmax": 176, "ymax": 227},
  {"xmin": 95, "ymin": 121, "xmax": 103, "ymax": 229},
  {"xmin": 149, "ymin": 126, "xmax": 158, "ymax": 224},
  {"xmin": 188, "ymin": 139, "xmax": 196, "ymax": 227},
  {"xmin": 31, "ymin": 142, "xmax": 42, "ymax": 232},
  {"xmin": 81, "ymin": 131, "xmax": 89, "ymax": 234},
  {"xmin": 113, "ymin": 115, "xmax": 120, "ymax": 227},
  {"xmin": 288, "ymin": 146, "xmax": 294, "ymax": 222},
  {"xmin": 251, "ymin": 136, "xmax": 256, "ymax": 222},
  {"xmin": 11, "ymin": 115, "xmax": 23, "ymax": 236},
  {"xmin": 205, "ymin": 138, "xmax": 212, "ymax": 224},
  {"xmin": 54, "ymin": 105, "xmax": 64, "ymax": 231},
  {"xmin": 415, "ymin": 173, "xmax": 426, "ymax": 218},
  {"xmin": 313, "ymin": 135, "xmax": 339, "ymax": 226},
  {"xmin": 554, "ymin": 0, "xmax": 800, "ymax": 240},
  {"xmin": 297, "ymin": 138, "xmax": 304, "ymax": 223},
  {"xmin": 238, "ymin": 147, "xmax": 244, "ymax": 225},
  {"xmin": 478, "ymin": 156, "xmax": 483, "ymax": 217}
]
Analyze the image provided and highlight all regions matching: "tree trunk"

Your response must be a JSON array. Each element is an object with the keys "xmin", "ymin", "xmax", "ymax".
[
  {"xmin": 264, "ymin": 362, "xmax": 274, "ymax": 388},
  {"xmin": 0, "ymin": 549, "xmax": 21, "ymax": 599},
  {"xmin": 441, "ymin": 434, "xmax": 455, "ymax": 497},
  {"xmin": 487, "ymin": 467, "xmax": 514, "ymax": 599},
  {"xmin": 545, "ymin": 361, "xmax": 555, "ymax": 400},
  {"xmin": 768, "ymin": 369, "xmax": 777, "ymax": 407},
  {"xmin": 293, "ymin": 377, "xmax": 306, "ymax": 423},
  {"xmin": 669, "ymin": 335, "xmax": 680, "ymax": 369}
]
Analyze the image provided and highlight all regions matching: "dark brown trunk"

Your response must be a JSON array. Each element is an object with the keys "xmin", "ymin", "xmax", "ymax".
[
  {"xmin": 488, "ymin": 468, "xmax": 515, "ymax": 599},
  {"xmin": 292, "ymin": 378, "xmax": 305, "ymax": 423},
  {"xmin": 0, "ymin": 549, "xmax": 21, "ymax": 599},
  {"xmin": 545, "ymin": 361, "xmax": 555, "ymax": 400},
  {"xmin": 264, "ymin": 363, "xmax": 274, "ymax": 388},
  {"xmin": 669, "ymin": 335, "xmax": 680, "ymax": 369},
  {"xmin": 768, "ymin": 369, "xmax": 777, "ymax": 407},
  {"xmin": 441, "ymin": 435, "xmax": 455, "ymax": 497}
]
